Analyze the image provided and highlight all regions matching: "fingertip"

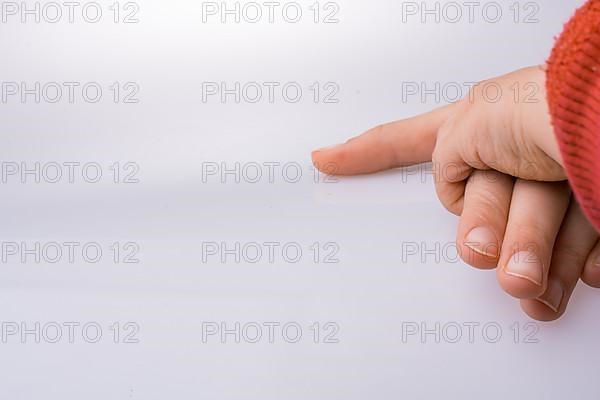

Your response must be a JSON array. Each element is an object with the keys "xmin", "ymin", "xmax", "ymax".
[
  {"xmin": 458, "ymin": 225, "xmax": 501, "ymax": 269},
  {"xmin": 497, "ymin": 262, "xmax": 545, "ymax": 300},
  {"xmin": 581, "ymin": 274, "xmax": 600, "ymax": 289},
  {"xmin": 523, "ymin": 306, "xmax": 562, "ymax": 322},
  {"xmin": 310, "ymin": 149, "xmax": 323, "ymax": 170},
  {"xmin": 311, "ymin": 144, "xmax": 342, "ymax": 173},
  {"xmin": 521, "ymin": 299, "xmax": 565, "ymax": 322},
  {"xmin": 582, "ymin": 264, "xmax": 600, "ymax": 288},
  {"xmin": 458, "ymin": 241, "xmax": 500, "ymax": 270},
  {"xmin": 581, "ymin": 242, "xmax": 600, "ymax": 288}
]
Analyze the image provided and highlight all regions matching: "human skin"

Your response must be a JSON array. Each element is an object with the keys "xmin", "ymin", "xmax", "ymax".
[{"xmin": 312, "ymin": 66, "xmax": 600, "ymax": 321}]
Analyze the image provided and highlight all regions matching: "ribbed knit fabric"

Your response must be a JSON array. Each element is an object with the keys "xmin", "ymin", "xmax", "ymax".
[{"xmin": 547, "ymin": 0, "xmax": 600, "ymax": 232}]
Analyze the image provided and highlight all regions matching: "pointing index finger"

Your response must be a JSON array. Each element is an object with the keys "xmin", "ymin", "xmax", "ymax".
[{"xmin": 311, "ymin": 103, "xmax": 456, "ymax": 176}]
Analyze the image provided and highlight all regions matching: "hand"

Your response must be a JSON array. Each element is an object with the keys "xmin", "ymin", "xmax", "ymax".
[
  {"xmin": 311, "ymin": 66, "xmax": 600, "ymax": 320},
  {"xmin": 313, "ymin": 66, "xmax": 564, "ymax": 215},
  {"xmin": 461, "ymin": 173, "xmax": 599, "ymax": 321}
]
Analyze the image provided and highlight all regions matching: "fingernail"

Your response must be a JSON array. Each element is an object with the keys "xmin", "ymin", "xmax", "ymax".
[
  {"xmin": 537, "ymin": 280, "xmax": 564, "ymax": 313},
  {"xmin": 314, "ymin": 143, "xmax": 343, "ymax": 152},
  {"xmin": 465, "ymin": 227, "xmax": 499, "ymax": 258},
  {"xmin": 504, "ymin": 251, "xmax": 544, "ymax": 286}
]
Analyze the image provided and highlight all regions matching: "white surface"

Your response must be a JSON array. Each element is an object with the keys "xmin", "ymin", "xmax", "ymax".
[{"xmin": 1, "ymin": 0, "xmax": 599, "ymax": 399}]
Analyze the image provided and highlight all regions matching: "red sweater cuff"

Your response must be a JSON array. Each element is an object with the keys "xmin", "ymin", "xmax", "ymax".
[{"xmin": 546, "ymin": 0, "xmax": 600, "ymax": 232}]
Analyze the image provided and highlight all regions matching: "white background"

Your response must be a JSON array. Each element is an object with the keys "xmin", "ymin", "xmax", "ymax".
[{"xmin": 1, "ymin": 0, "xmax": 598, "ymax": 398}]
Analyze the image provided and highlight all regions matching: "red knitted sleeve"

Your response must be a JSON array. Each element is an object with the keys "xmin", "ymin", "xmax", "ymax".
[{"xmin": 546, "ymin": 0, "xmax": 600, "ymax": 232}]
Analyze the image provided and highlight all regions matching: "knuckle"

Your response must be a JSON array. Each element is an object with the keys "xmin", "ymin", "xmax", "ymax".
[{"xmin": 468, "ymin": 190, "xmax": 508, "ymax": 220}]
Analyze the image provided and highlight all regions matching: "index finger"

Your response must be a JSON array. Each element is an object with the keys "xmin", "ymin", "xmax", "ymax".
[{"xmin": 311, "ymin": 103, "xmax": 456, "ymax": 176}]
